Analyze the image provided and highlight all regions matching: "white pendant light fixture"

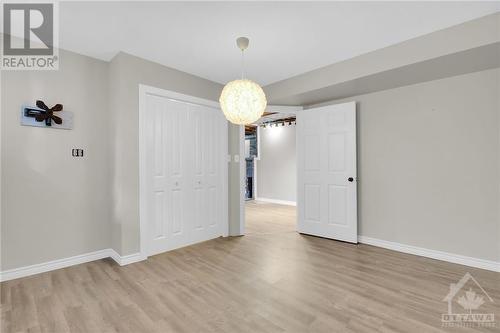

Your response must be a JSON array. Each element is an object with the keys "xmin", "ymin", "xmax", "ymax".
[{"xmin": 219, "ymin": 37, "xmax": 267, "ymax": 125}]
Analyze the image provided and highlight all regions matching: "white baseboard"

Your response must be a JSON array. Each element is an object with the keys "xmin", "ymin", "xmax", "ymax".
[
  {"xmin": 0, "ymin": 249, "xmax": 145, "ymax": 282},
  {"xmin": 358, "ymin": 236, "xmax": 500, "ymax": 272},
  {"xmin": 0, "ymin": 249, "xmax": 110, "ymax": 282},
  {"xmin": 255, "ymin": 197, "xmax": 297, "ymax": 206},
  {"xmin": 109, "ymin": 249, "xmax": 146, "ymax": 266},
  {"xmin": 3, "ymin": 237, "xmax": 496, "ymax": 282}
]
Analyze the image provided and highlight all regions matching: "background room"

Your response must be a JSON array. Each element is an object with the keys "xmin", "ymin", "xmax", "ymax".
[{"xmin": 244, "ymin": 110, "xmax": 298, "ymax": 234}]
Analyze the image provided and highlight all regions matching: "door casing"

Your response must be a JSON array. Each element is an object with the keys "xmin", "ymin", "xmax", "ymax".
[{"xmin": 139, "ymin": 84, "xmax": 229, "ymax": 260}]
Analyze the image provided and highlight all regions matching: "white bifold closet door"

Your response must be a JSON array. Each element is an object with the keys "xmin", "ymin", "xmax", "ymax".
[
  {"xmin": 297, "ymin": 101, "xmax": 358, "ymax": 243},
  {"xmin": 145, "ymin": 94, "xmax": 227, "ymax": 256}
]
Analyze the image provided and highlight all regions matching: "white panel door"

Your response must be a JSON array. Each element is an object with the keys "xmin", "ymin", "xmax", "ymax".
[
  {"xmin": 297, "ymin": 102, "xmax": 357, "ymax": 243},
  {"xmin": 144, "ymin": 94, "xmax": 227, "ymax": 256},
  {"xmin": 187, "ymin": 104, "xmax": 226, "ymax": 243}
]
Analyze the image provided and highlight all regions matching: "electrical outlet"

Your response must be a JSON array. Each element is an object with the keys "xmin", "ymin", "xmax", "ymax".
[{"xmin": 72, "ymin": 148, "xmax": 84, "ymax": 157}]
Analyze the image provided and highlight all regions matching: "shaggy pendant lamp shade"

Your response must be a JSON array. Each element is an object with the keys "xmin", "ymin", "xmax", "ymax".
[
  {"xmin": 219, "ymin": 79, "xmax": 267, "ymax": 125},
  {"xmin": 219, "ymin": 37, "xmax": 267, "ymax": 125}
]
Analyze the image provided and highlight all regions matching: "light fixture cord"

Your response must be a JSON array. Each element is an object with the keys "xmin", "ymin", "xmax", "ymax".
[{"xmin": 241, "ymin": 49, "xmax": 245, "ymax": 79}]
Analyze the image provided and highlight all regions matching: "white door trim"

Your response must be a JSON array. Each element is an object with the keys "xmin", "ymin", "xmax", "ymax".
[{"xmin": 139, "ymin": 84, "xmax": 228, "ymax": 260}]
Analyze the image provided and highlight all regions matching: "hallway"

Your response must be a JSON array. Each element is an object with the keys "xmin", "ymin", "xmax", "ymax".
[{"xmin": 245, "ymin": 201, "xmax": 296, "ymax": 235}]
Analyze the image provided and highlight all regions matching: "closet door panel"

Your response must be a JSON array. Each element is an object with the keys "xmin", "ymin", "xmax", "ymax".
[
  {"xmin": 147, "ymin": 96, "xmax": 191, "ymax": 255},
  {"xmin": 145, "ymin": 92, "xmax": 227, "ymax": 256}
]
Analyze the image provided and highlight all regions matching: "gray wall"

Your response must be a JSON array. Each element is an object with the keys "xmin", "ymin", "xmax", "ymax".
[
  {"xmin": 108, "ymin": 52, "xmax": 225, "ymax": 255},
  {"xmin": 228, "ymin": 124, "xmax": 244, "ymax": 236},
  {"xmin": 309, "ymin": 68, "xmax": 500, "ymax": 261},
  {"xmin": 3, "ymin": 44, "xmax": 497, "ymax": 271},
  {"xmin": 1, "ymin": 49, "xmax": 228, "ymax": 270},
  {"xmin": 257, "ymin": 125, "xmax": 297, "ymax": 202},
  {"xmin": 1, "ymin": 49, "xmax": 111, "ymax": 270}
]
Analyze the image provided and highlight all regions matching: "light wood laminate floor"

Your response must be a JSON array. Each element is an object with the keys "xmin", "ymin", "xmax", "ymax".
[
  {"xmin": 2, "ymin": 202, "xmax": 499, "ymax": 332},
  {"xmin": 245, "ymin": 200, "xmax": 296, "ymax": 235}
]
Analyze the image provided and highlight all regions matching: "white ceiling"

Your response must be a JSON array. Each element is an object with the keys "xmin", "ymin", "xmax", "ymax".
[{"xmin": 57, "ymin": 1, "xmax": 500, "ymax": 85}]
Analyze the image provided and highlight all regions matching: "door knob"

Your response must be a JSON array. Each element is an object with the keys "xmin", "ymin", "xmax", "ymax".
[{"xmin": 348, "ymin": 177, "xmax": 354, "ymax": 182}]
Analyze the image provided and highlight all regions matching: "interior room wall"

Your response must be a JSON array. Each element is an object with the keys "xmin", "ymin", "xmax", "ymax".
[
  {"xmin": 308, "ymin": 68, "xmax": 500, "ymax": 262},
  {"xmin": 228, "ymin": 124, "xmax": 245, "ymax": 235},
  {"xmin": 257, "ymin": 125, "xmax": 297, "ymax": 203},
  {"xmin": 1, "ymin": 49, "xmax": 111, "ymax": 270},
  {"xmin": 1, "ymin": 48, "xmax": 237, "ymax": 271},
  {"xmin": 108, "ymin": 52, "xmax": 226, "ymax": 255},
  {"xmin": 4, "ymin": 34, "xmax": 496, "ymax": 273}
]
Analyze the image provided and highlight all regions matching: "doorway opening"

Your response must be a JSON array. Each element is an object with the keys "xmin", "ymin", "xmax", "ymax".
[
  {"xmin": 239, "ymin": 102, "xmax": 358, "ymax": 243},
  {"xmin": 243, "ymin": 110, "xmax": 298, "ymax": 235}
]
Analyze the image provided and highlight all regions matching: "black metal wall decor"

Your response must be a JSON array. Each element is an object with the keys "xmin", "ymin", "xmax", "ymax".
[
  {"xmin": 34, "ymin": 100, "xmax": 63, "ymax": 126},
  {"xmin": 21, "ymin": 100, "xmax": 73, "ymax": 129}
]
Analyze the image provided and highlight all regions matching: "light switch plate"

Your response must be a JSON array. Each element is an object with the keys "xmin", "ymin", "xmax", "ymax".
[{"xmin": 72, "ymin": 148, "xmax": 84, "ymax": 157}]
